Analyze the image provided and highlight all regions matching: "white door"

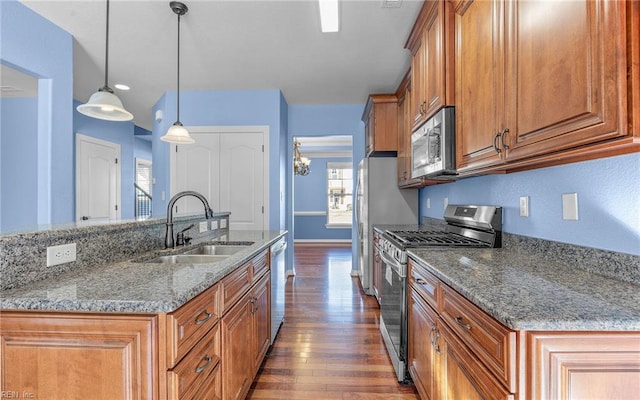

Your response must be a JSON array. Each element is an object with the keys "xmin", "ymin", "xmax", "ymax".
[
  {"xmin": 76, "ymin": 134, "xmax": 121, "ymax": 222},
  {"xmin": 219, "ymin": 132, "xmax": 264, "ymax": 230},
  {"xmin": 173, "ymin": 134, "xmax": 221, "ymax": 216},
  {"xmin": 171, "ymin": 126, "xmax": 268, "ymax": 230}
]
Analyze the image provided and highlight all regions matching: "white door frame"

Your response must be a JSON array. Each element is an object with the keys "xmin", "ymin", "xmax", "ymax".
[
  {"xmin": 169, "ymin": 125, "xmax": 269, "ymax": 229},
  {"xmin": 75, "ymin": 133, "xmax": 122, "ymax": 222}
]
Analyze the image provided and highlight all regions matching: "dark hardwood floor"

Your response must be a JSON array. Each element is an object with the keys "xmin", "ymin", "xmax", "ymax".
[{"xmin": 247, "ymin": 244, "xmax": 419, "ymax": 400}]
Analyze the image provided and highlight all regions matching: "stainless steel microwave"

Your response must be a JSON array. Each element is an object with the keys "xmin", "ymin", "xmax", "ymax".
[{"xmin": 411, "ymin": 107, "xmax": 457, "ymax": 180}]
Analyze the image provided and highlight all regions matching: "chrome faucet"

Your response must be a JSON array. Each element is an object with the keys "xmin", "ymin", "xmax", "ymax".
[{"xmin": 165, "ymin": 191, "xmax": 214, "ymax": 248}]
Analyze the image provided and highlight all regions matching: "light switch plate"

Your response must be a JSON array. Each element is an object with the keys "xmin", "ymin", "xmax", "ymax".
[
  {"xmin": 220, "ymin": 219, "xmax": 227, "ymax": 228},
  {"xmin": 562, "ymin": 193, "xmax": 579, "ymax": 220},
  {"xmin": 519, "ymin": 196, "xmax": 529, "ymax": 217},
  {"xmin": 426, "ymin": 198, "xmax": 431, "ymax": 209},
  {"xmin": 47, "ymin": 243, "xmax": 76, "ymax": 267},
  {"xmin": 211, "ymin": 220, "xmax": 219, "ymax": 230}
]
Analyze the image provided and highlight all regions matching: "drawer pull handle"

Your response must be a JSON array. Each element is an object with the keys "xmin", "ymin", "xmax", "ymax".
[
  {"xmin": 430, "ymin": 325, "xmax": 441, "ymax": 355},
  {"xmin": 195, "ymin": 310, "xmax": 212, "ymax": 325},
  {"xmin": 415, "ymin": 278, "xmax": 427, "ymax": 285},
  {"xmin": 455, "ymin": 316, "xmax": 472, "ymax": 330},
  {"xmin": 195, "ymin": 355, "xmax": 212, "ymax": 373}
]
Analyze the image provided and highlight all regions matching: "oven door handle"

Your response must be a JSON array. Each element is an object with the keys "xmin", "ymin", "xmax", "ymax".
[{"xmin": 379, "ymin": 250, "xmax": 406, "ymax": 278}]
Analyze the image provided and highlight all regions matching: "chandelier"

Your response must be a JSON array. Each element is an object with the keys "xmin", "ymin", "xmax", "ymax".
[{"xmin": 293, "ymin": 140, "xmax": 311, "ymax": 176}]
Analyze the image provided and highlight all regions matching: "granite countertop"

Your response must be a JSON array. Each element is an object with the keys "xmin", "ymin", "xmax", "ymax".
[
  {"xmin": 0, "ymin": 230, "xmax": 286, "ymax": 314},
  {"xmin": 407, "ymin": 247, "xmax": 640, "ymax": 331}
]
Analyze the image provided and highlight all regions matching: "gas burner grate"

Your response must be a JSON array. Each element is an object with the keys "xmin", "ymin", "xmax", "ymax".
[{"xmin": 385, "ymin": 230, "xmax": 488, "ymax": 247}]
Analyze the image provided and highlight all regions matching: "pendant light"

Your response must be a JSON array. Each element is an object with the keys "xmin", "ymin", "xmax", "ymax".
[
  {"xmin": 76, "ymin": 0, "xmax": 133, "ymax": 121},
  {"xmin": 160, "ymin": 1, "xmax": 195, "ymax": 144}
]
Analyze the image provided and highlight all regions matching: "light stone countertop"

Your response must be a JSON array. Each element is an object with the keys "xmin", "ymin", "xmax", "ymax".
[
  {"xmin": 0, "ymin": 230, "xmax": 286, "ymax": 314},
  {"xmin": 408, "ymin": 247, "xmax": 640, "ymax": 331}
]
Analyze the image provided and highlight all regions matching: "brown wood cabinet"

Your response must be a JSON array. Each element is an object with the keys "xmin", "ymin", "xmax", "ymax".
[
  {"xmin": 527, "ymin": 332, "xmax": 640, "ymax": 400},
  {"xmin": 362, "ymin": 94, "xmax": 398, "ymax": 156},
  {"xmin": 455, "ymin": 0, "xmax": 640, "ymax": 175},
  {"xmin": 0, "ymin": 312, "xmax": 158, "ymax": 400},
  {"xmin": 408, "ymin": 256, "xmax": 640, "ymax": 399},
  {"xmin": 406, "ymin": 0, "xmax": 455, "ymax": 130},
  {"xmin": 0, "ymin": 246, "xmax": 275, "ymax": 400},
  {"xmin": 221, "ymin": 272, "xmax": 270, "ymax": 400}
]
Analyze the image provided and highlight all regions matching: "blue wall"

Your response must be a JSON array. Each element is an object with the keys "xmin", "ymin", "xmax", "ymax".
[
  {"xmin": 1, "ymin": 0, "xmax": 73, "ymax": 225},
  {"xmin": 151, "ymin": 89, "xmax": 286, "ymax": 232},
  {"xmin": 420, "ymin": 153, "xmax": 640, "ymax": 255},
  {"xmin": 0, "ymin": 98, "xmax": 38, "ymax": 232},
  {"xmin": 294, "ymin": 157, "xmax": 352, "ymax": 241}
]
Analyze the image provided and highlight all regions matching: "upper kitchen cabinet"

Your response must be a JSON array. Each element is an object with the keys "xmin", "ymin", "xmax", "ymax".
[
  {"xmin": 455, "ymin": 0, "xmax": 640, "ymax": 175},
  {"xmin": 396, "ymin": 73, "xmax": 423, "ymax": 188},
  {"xmin": 362, "ymin": 94, "xmax": 399, "ymax": 156},
  {"xmin": 406, "ymin": 0, "xmax": 455, "ymax": 131}
]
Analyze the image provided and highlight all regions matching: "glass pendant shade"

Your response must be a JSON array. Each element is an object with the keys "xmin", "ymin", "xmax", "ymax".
[
  {"xmin": 76, "ymin": 88, "xmax": 133, "ymax": 121},
  {"xmin": 160, "ymin": 122, "xmax": 195, "ymax": 144}
]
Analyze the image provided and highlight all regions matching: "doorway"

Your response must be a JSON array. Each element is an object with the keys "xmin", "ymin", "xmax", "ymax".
[{"xmin": 75, "ymin": 134, "xmax": 121, "ymax": 222}]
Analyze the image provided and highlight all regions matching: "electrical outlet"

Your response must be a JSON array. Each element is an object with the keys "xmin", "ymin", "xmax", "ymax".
[
  {"xmin": 211, "ymin": 220, "xmax": 219, "ymax": 230},
  {"xmin": 519, "ymin": 196, "xmax": 530, "ymax": 217},
  {"xmin": 199, "ymin": 221, "xmax": 208, "ymax": 233},
  {"xmin": 426, "ymin": 198, "xmax": 431, "ymax": 209},
  {"xmin": 562, "ymin": 193, "xmax": 579, "ymax": 220},
  {"xmin": 220, "ymin": 219, "xmax": 227, "ymax": 229},
  {"xmin": 46, "ymin": 243, "xmax": 77, "ymax": 267}
]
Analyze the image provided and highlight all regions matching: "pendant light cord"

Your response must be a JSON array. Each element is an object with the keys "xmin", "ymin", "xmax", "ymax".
[
  {"xmin": 104, "ymin": 0, "xmax": 110, "ymax": 90},
  {"xmin": 176, "ymin": 12, "xmax": 181, "ymax": 124}
]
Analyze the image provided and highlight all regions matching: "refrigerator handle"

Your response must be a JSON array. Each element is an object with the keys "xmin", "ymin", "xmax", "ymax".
[{"xmin": 354, "ymin": 173, "xmax": 361, "ymax": 238}]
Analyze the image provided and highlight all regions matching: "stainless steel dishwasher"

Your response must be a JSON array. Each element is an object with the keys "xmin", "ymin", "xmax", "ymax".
[{"xmin": 270, "ymin": 237, "xmax": 287, "ymax": 344}]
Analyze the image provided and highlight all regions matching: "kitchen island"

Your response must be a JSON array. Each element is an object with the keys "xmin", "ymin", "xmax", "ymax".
[{"xmin": 1, "ymin": 227, "xmax": 286, "ymax": 400}]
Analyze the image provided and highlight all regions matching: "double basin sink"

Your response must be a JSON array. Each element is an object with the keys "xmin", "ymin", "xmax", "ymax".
[{"xmin": 144, "ymin": 243, "xmax": 253, "ymax": 264}]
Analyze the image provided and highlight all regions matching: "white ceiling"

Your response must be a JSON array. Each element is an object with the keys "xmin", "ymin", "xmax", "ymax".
[{"xmin": 19, "ymin": 0, "xmax": 422, "ymax": 130}]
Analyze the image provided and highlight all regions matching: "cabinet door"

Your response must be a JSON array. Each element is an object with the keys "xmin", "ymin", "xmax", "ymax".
[
  {"xmin": 504, "ymin": 0, "xmax": 628, "ymax": 162},
  {"xmin": 408, "ymin": 288, "xmax": 439, "ymax": 400},
  {"xmin": 423, "ymin": 0, "xmax": 449, "ymax": 120},
  {"xmin": 221, "ymin": 294, "xmax": 253, "ymax": 400},
  {"xmin": 252, "ymin": 274, "xmax": 271, "ymax": 373},
  {"xmin": 0, "ymin": 313, "xmax": 157, "ymax": 400},
  {"xmin": 439, "ymin": 322, "xmax": 513, "ymax": 400},
  {"xmin": 410, "ymin": 37, "xmax": 427, "ymax": 128},
  {"xmin": 455, "ymin": 0, "xmax": 505, "ymax": 172},
  {"xmin": 528, "ymin": 332, "xmax": 640, "ymax": 400}
]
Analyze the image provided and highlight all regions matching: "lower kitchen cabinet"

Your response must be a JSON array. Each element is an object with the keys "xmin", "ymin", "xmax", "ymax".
[
  {"xmin": 221, "ymin": 273, "xmax": 270, "ymax": 400},
  {"xmin": 527, "ymin": 332, "xmax": 640, "ymax": 400},
  {"xmin": 0, "ymin": 312, "xmax": 157, "ymax": 399},
  {"xmin": 438, "ymin": 320, "xmax": 513, "ymax": 400},
  {"xmin": 408, "ymin": 257, "xmax": 640, "ymax": 400},
  {"xmin": 408, "ymin": 288, "xmax": 439, "ymax": 400}
]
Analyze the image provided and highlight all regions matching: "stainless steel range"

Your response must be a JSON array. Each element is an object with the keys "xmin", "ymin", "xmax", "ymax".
[{"xmin": 379, "ymin": 204, "xmax": 502, "ymax": 383}]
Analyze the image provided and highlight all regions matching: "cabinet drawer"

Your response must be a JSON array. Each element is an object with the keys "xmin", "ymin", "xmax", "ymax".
[
  {"xmin": 408, "ymin": 258, "xmax": 439, "ymax": 311},
  {"xmin": 440, "ymin": 283, "xmax": 517, "ymax": 392},
  {"xmin": 221, "ymin": 262, "xmax": 252, "ymax": 314},
  {"xmin": 188, "ymin": 362, "xmax": 221, "ymax": 400},
  {"xmin": 251, "ymin": 249, "xmax": 269, "ymax": 282},
  {"xmin": 168, "ymin": 323, "xmax": 221, "ymax": 400},
  {"xmin": 167, "ymin": 284, "xmax": 220, "ymax": 367}
]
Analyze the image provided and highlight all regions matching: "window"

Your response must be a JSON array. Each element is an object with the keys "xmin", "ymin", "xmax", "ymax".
[{"xmin": 327, "ymin": 162, "xmax": 353, "ymax": 227}]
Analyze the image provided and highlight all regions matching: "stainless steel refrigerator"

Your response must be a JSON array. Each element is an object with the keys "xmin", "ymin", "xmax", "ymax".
[{"xmin": 356, "ymin": 157, "xmax": 418, "ymax": 295}]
